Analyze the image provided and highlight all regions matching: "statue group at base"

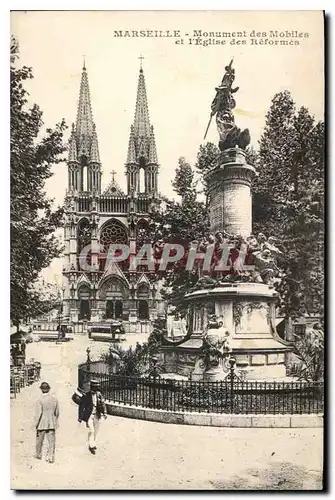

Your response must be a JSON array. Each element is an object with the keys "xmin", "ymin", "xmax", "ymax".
[
  {"xmin": 191, "ymin": 230, "xmax": 284, "ymax": 289},
  {"xmin": 191, "ymin": 315, "xmax": 233, "ymax": 382}
]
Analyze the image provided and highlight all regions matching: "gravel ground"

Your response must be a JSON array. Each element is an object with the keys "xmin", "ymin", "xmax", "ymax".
[{"xmin": 11, "ymin": 335, "xmax": 323, "ymax": 490}]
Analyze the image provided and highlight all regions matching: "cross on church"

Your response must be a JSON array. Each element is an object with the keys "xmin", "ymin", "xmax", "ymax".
[
  {"xmin": 110, "ymin": 170, "xmax": 117, "ymax": 182},
  {"xmin": 138, "ymin": 54, "xmax": 145, "ymax": 69}
]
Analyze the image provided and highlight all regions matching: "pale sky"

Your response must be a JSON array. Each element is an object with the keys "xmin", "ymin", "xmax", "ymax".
[{"xmin": 11, "ymin": 10, "xmax": 324, "ymax": 283}]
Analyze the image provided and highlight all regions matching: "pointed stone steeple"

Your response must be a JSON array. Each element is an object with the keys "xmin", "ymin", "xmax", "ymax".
[
  {"xmin": 90, "ymin": 123, "xmax": 100, "ymax": 163},
  {"xmin": 133, "ymin": 67, "xmax": 151, "ymax": 139},
  {"xmin": 130, "ymin": 65, "xmax": 159, "ymax": 164},
  {"xmin": 68, "ymin": 123, "xmax": 78, "ymax": 162},
  {"xmin": 67, "ymin": 63, "xmax": 102, "ymax": 194},
  {"xmin": 76, "ymin": 64, "xmax": 94, "ymax": 158},
  {"xmin": 125, "ymin": 63, "xmax": 159, "ymax": 196},
  {"xmin": 126, "ymin": 125, "xmax": 137, "ymax": 164},
  {"xmin": 148, "ymin": 125, "xmax": 158, "ymax": 164}
]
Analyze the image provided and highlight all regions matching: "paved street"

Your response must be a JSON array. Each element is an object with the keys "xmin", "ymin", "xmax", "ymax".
[{"xmin": 11, "ymin": 336, "xmax": 323, "ymax": 490}]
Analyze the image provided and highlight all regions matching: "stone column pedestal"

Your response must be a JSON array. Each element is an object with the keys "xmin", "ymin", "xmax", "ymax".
[{"xmin": 205, "ymin": 148, "xmax": 256, "ymax": 237}]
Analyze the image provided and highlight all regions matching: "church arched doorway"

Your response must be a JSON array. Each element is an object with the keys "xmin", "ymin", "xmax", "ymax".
[
  {"xmin": 138, "ymin": 300, "xmax": 149, "ymax": 320},
  {"xmin": 105, "ymin": 299, "xmax": 123, "ymax": 320},
  {"xmin": 99, "ymin": 277, "xmax": 129, "ymax": 321},
  {"xmin": 137, "ymin": 284, "xmax": 150, "ymax": 320},
  {"xmin": 115, "ymin": 300, "xmax": 123, "ymax": 319},
  {"xmin": 78, "ymin": 285, "xmax": 91, "ymax": 320},
  {"xmin": 106, "ymin": 300, "xmax": 113, "ymax": 319}
]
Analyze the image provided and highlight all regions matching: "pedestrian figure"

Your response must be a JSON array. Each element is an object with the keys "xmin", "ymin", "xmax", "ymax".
[
  {"xmin": 78, "ymin": 379, "xmax": 107, "ymax": 455},
  {"xmin": 35, "ymin": 382, "xmax": 59, "ymax": 463}
]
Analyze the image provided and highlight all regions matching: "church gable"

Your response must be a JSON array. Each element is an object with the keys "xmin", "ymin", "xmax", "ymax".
[
  {"xmin": 77, "ymin": 273, "xmax": 91, "ymax": 287},
  {"xmin": 99, "ymin": 261, "xmax": 129, "ymax": 287},
  {"xmin": 136, "ymin": 273, "xmax": 151, "ymax": 288},
  {"xmin": 102, "ymin": 175, "xmax": 125, "ymax": 196}
]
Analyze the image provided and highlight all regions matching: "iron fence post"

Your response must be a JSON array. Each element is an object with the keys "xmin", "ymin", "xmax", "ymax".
[
  {"xmin": 149, "ymin": 356, "xmax": 159, "ymax": 409},
  {"xmin": 229, "ymin": 357, "xmax": 236, "ymax": 414},
  {"xmin": 86, "ymin": 347, "xmax": 91, "ymax": 385}
]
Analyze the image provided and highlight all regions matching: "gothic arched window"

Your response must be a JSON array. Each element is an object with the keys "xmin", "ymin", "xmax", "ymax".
[
  {"xmin": 136, "ymin": 218, "xmax": 149, "ymax": 244},
  {"xmin": 137, "ymin": 219, "xmax": 149, "ymax": 231},
  {"xmin": 77, "ymin": 218, "xmax": 92, "ymax": 270},
  {"xmin": 77, "ymin": 218, "xmax": 91, "ymax": 252},
  {"xmin": 139, "ymin": 168, "xmax": 145, "ymax": 193}
]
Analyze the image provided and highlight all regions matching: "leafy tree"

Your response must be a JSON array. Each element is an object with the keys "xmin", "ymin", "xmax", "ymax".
[
  {"xmin": 253, "ymin": 91, "xmax": 324, "ymax": 321},
  {"xmin": 290, "ymin": 325, "xmax": 324, "ymax": 381},
  {"xmin": 10, "ymin": 36, "xmax": 67, "ymax": 328},
  {"xmin": 195, "ymin": 142, "xmax": 219, "ymax": 175},
  {"xmin": 172, "ymin": 157, "xmax": 196, "ymax": 203},
  {"xmin": 100, "ymin": 337, "xmax": 161, "ymax": 376},
  {"xmin": 100, "ymin": 344, "xmax": 146, "ymax": 376},
  {"xmin": 245, "ymin": 145, "xmax": 258, "ymax": 166},
  {"xmin": 145, "ymin": 157, "xmax": 210, "ymax": 306},
  {"xmin": 194, "ymin": 142, "xmax": 219, "ymax": 206}
]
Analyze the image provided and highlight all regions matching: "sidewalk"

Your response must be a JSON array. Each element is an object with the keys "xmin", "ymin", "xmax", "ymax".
[{"xmin": 11, "ymin": 337, "xmax": 323, "ymax": 490}]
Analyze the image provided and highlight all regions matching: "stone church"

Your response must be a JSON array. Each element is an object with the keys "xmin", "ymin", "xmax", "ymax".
[{"xmin": 62, "ymin": 62, "xmax": 164, "ymax": 333}]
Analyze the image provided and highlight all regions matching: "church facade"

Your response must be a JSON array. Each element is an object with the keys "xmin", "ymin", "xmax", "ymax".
[{"xmin": 62, "ymin": 63, "xmax": 164, "ymax": 333}]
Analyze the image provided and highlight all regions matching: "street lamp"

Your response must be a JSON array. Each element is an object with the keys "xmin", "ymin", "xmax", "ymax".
[{"xmin": 57, "ymin": 290, "xmax": 62, "ymax": 341}]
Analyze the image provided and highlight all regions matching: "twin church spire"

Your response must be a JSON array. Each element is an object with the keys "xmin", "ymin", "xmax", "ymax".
[
  {"xmin": 125, "ymin": 66, "xmax": 159, "ymax": 194},
  {"xmin": 67, "ymin": 64, "xmax": 101, "ymax": 193},
  {"xmin": 68, "ymin": 61, "xmax": 159, "ymax": 196},
  {"xmin": 126, "ymin": 67, "xmax": 158, "ymax": 167},
  {"xmin": 68, "ymin": 65, "xmax": 99, "ymax": 163}
]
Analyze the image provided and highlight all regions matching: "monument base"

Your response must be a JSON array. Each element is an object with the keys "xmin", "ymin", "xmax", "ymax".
[{"xmin": 159, "ymin": 283, "xmax": 292, "ymax": 381}]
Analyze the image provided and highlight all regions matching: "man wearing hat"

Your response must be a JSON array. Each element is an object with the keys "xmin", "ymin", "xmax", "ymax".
[
  {"xmin": 35, "ymin": 382, "xmax": 59, "ymax": 463},
  {"xmin": 78, "ymin": 379, "xmax": 107, "ymax": 454}
]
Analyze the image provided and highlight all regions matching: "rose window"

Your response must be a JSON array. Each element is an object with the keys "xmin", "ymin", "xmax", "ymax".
[{"xmin": 99, "ymin": 221, "xmax": 128, "ymax": 253}]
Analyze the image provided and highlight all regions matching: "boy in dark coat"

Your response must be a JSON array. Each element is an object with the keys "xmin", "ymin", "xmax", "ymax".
[{"xmin": 78, "ymin": 379, "xmax": 107, "ymax": 454}]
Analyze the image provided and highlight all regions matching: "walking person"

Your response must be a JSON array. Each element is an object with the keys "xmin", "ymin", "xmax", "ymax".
[
  {"xmin": 78, "ymin": 379, "xmax": 107, "ymax": 455},
  {"xmin": 35, "ymin": 382, "xmax": 59, "ymax": 463}
]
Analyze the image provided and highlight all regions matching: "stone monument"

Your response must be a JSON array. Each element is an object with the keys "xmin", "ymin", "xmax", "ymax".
[{"xmin": 160, "ymin": 61, "xmax": 291, "ymax": 381}]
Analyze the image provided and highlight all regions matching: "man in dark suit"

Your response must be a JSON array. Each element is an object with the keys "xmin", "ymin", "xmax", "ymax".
[
  {"xmin": 35, "ymin": 382, "xmax": 59, "ymax": 463},
  {"xmin": 78, "ymin": 379, "xmax": 107, "ymax": 454}
]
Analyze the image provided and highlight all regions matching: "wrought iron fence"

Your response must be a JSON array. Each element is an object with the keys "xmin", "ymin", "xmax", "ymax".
[{"xmin": 77, "ymin": 360, "xmax": 324, "ymax": 415}]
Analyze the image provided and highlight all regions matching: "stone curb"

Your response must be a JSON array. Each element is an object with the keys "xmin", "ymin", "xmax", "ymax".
[{"xmin": 71, "ymin": 390, "xmax": 323, "ymax": 428}]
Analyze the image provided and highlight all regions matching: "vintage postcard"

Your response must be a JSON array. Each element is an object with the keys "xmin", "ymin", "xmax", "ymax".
[{"xmin": 10, "ymin": 10, "xmax": 324, "ymax": 490}]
